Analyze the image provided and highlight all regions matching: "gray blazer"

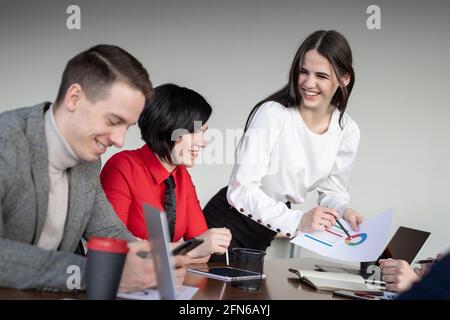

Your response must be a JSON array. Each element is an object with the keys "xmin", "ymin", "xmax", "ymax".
[{"xmin": 0, "ymin": 102, "xmax": 135, "ymax": 291}]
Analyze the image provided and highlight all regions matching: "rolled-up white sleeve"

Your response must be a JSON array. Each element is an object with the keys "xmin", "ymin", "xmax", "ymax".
[
  {"xmin": 227, "ymin": 102, "xmax": 304, "ymax": 237},
  {"xmin": 317, "ymin": 122, "xmax": 360, "ymax": 217}
]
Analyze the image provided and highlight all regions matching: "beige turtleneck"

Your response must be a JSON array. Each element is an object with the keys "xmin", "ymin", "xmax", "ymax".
[{"xmin": 37, "ymin": 104, "xmax": 78, "ymax": 250}]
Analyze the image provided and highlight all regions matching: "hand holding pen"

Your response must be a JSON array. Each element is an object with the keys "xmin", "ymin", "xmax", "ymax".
[
  {"xmin": 334, "ymin": 219, "xmax": 352, "ymax": 239},
  {"xmin": 413, "ymin": 253, "xmax": 444, "ymax": 277},
  {"xmin": 298, "ymin": 207, "xmax": 340, "ymax": 233},
  {"xmin": 298, "ymin": 206, "xmax": 362, "ymax": 237},
  {"xmin": 322, "ymin": 207, "xmax": 352, "ymax": 239},
  {"xmin": 414, "ymin": 258, "xmax": 438, "ymax": 264}
]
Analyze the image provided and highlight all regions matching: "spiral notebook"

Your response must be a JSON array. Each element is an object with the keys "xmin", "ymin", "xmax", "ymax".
[{"xmin": 288, "ymin": 268, "xmax": 385, "ymax": 293}]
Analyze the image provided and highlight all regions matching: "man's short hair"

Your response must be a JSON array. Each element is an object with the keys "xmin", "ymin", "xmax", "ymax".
[
  {"xmin": 55, "ymin": 44, "xmax": 153, "ymax": 105},
  {"xmin": 138, "ymin": 83, "xmax": 212, "ymax": 166}
]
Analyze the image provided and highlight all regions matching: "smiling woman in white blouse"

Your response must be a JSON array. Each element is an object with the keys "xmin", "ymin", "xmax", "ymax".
[{"xmin": 203, "ymin": 30, "xmax": 364, "ymax": 262}]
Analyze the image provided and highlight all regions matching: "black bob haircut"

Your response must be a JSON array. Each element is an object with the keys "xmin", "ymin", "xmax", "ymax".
[{"xmin": 138, "ymin": 83, "xmax": 212, "ymax": 166}]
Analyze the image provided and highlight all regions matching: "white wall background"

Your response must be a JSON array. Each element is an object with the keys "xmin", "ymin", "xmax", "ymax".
[{"xmin": 1, "ymin": 0, "xmax": 449, "ymax": 261}]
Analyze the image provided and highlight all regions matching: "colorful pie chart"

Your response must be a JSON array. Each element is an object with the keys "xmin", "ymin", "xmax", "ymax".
[{"xmin": 344, "ymin": 233, "xmax": 367, "ymax": 246}]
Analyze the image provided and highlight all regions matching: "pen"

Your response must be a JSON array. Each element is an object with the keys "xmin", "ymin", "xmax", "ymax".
[
  {"xmin": 223, "ymin": 227, "xmax": 229, "ymax": 266},
  {"xmin": 324, "ymin": 209, "xmax": 352, "ymax": 239},
  {"xmin": 335, "ymin": 219, "xmax": 352, "ymax": 239},
  {"xmin": 364, "ymin": 279, "xmax": 386, "ymax": 286},
  {"xmin": 414, "ymin": 258, "xmax": 437, "ymax": 264}
]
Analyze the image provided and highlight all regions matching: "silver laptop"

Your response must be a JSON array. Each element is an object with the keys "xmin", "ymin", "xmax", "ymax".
[{"xmin": 143, "ymin": 203, "xmax": 177, "ymax": 300}]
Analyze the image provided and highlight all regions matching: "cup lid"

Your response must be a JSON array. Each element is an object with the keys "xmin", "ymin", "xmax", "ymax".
[{"xmin": 87, "ymin": 237, "xmax": 129, "ymax": 254}]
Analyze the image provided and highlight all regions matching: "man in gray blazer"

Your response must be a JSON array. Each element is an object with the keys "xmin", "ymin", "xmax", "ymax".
[{"xmin": 0, "ymin": 45, "xmax": 186, "ymax": 293}]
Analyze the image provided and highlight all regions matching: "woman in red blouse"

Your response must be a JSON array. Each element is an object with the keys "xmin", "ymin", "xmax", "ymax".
[{"xmin": 100, "ymin": 84, "xmax": 231, "ymax": 263}]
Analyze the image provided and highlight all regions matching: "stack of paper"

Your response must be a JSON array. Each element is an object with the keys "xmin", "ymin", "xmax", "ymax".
[{"xmin": 117, "ymin": 285, "xmax": 198, "ymax": 300}]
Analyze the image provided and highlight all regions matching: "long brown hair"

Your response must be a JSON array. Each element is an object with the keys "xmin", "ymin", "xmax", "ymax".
[{"xmin": 244, "ymin": 30, "xmax": 355, "ymax": 130}]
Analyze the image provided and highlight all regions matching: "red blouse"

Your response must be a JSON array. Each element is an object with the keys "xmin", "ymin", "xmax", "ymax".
[{"xmin": 100, "ymin": 145, "xmax": 207, "ymax": 242}]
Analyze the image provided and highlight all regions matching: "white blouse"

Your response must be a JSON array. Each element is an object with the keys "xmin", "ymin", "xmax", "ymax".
[{"xmin": 227, "ymin": 101, "xmax": 360, "ymax": 237}]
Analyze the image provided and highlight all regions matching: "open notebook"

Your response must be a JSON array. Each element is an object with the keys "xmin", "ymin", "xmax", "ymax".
[{"xmin": 288, "ymin": 268, "xmax": 385, "ymax": 293}]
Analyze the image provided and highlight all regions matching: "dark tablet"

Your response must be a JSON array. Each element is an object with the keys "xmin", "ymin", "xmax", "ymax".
[{"xmin": 187, "ymin": 266, "xmax": 266, "ymax": 282}]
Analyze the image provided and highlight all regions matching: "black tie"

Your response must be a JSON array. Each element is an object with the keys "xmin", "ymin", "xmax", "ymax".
[{"xmin": 164, "ymin": 175, "xmax": 176, "ymax": 241}]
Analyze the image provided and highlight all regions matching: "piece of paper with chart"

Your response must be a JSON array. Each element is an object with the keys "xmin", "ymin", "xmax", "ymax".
[
  {"xmin": 117, "ymin": 285, "xmax": 198, "ymax": 300},
  {"xmin": 290, "ymin": 209, "xmax": 393, "ymax": 262}
]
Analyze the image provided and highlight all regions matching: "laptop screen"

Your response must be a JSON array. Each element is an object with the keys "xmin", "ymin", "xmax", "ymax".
[
  {"xmin": 378, "ymin": 226, "xmax": 431, "ymax": 264},
  {"xmin": 143, "ymin": 204, "xmax": 177, "ymax": 300}
]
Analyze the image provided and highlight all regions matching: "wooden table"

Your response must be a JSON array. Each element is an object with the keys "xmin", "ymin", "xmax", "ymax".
[{"xmin": 0, "ymin": 258, "xmax": 346, "ymax": 300}]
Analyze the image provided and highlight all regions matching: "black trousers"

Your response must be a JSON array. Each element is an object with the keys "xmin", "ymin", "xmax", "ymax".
[{"xmin": 203, "ymin": 186, "xmax": 278, "ymax": 263}]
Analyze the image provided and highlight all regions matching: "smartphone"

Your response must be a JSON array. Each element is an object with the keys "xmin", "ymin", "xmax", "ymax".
[{"xmin": 172, "ymin": 238, "xmax": 204, "ymax": 256}]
